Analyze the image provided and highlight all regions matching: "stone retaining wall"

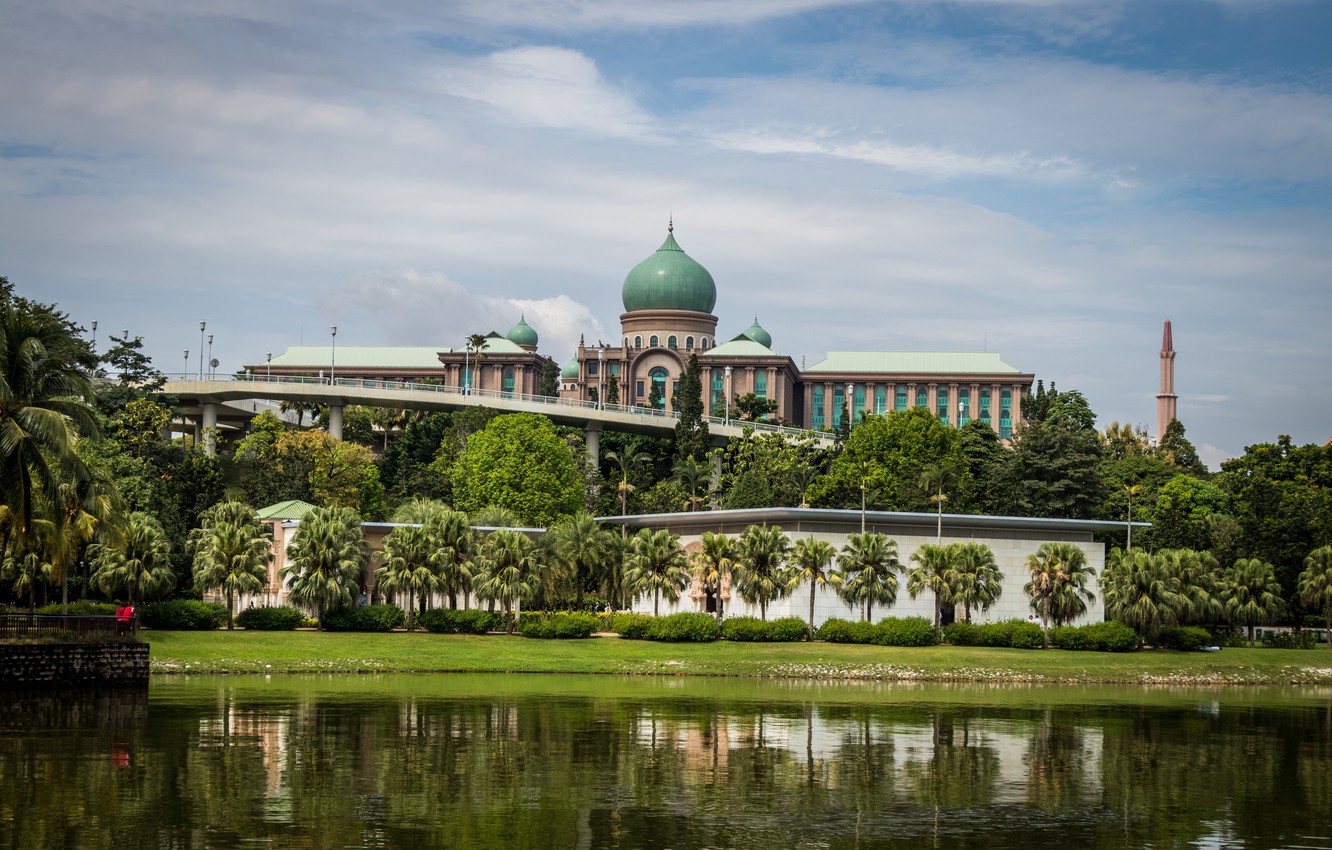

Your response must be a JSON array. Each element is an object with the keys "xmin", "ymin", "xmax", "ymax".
[{"xmin": 0, "ymin": 642, "xmax": 150, "ymax": 686}]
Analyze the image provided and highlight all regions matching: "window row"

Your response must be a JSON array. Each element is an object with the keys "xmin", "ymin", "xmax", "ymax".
[{"xmin": 624, "ymin": 335, "xmax": 711, "ymax": 351}]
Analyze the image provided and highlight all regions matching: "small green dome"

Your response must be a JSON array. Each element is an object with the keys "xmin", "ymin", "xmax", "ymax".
[
  {"xmin": 741, "ymin": 317, "xmax": 772, "ymax": 349},
  {"xmin": 622, "ymin": 227, "xmax": 717, "ymax": 314},
  {"xmin": 561, "ymin": 355, "xmax": 580, "ymax": 381},
  {"xmin": 506, "ymin": 315, "xmax": 538, "ymax": 347}
]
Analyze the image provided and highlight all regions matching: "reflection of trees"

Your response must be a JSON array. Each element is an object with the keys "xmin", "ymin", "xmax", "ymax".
[
  {"xmin": 1024, "ymin": 708, "xmax": 1093, "ymax": 811},
  {"xmin": 902, "ymin": 713, "xmax": 1000, "ymax": 810}
]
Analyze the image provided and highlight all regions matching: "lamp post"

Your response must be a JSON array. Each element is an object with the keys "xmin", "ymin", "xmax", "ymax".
[
  {"xmin": 184, "ymin": 350, "xmax": 189, "ymax": 377},
  {"xmin": 463, "ymin": 338, "xmax": 470, "ymax": 395},
  {"xmin": 198, "ymin": 321, "xmax": 206, "ymax": 380},
  {"xmin": 724, "ymin": 366, "xmax": 732, "ymax": 423},
  {"xmin": 329, "ymin": 326, "xmax": 337, "ymax": 385},
  {"xmin": 207, "ymin": 334, "xmax": 214, "ymax": 378},
  {"xmin": 90, "ymin": 320, "xmax": 97, "ymax": 357},
  {"xmin": 598, "ymin": 347, "xmax": 605, "ymax": 409},
  {"xmin": 266, "ymin": 352, "xmax": 272, "ymax": 381}
]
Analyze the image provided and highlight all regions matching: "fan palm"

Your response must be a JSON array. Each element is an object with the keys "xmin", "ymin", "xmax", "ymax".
[
  {"xmin": 672, "ymin": 456, "xmax": 712, "ymax": 512},
  {"xmin": 377, "ymin": 524, "xmax": 441, "ymax": 629},
  {"xmin": 734, "ymin": 524, "xmax": 793, "ymax": 620},
  {"xmin": 918, "ymin": 463, "xmax": 958, "ymax": 544},
  {"xmin": 429, "ymin": 508, "xmax": 475, "ymax": 609},
  {"xmin": 1023, "ymin": 541, "xmax": 1096, "ymax": 640},
  {"xmin": 553, "ymin": 511, "xmax": 615, "ymax": 610},
  {"xmin": 475, "ymin": 528, "xmax": 542, "ymax": 632},
  {"xmin": 837, "ymin": 532, "xmax": 900, "ymax": 622},
  {"xmin": 193, "ymin": 521, "xmax": 273, "ymax": 629},
  {"xmin": 946, "ymin": 541, "xmax": 1003, "ymax": 623},
  {"xmin": 1299, "ymin": 546, "xmax": 1332, "ymax": 649},
  {"xmin": 695, "ymin": 531, "xmax": 737, "ymax": 620},
  {"xmin": 283, "ymin": 506, "xmax": 368, "ymax": 628},
  {"xmin": 1220, "ymin": 557, "xmax": 1285, "ymax": 646},
  {"xmin": 1158, "ymin": 548, "xmax": 1221, "ymax": 625},
  {"xmin": 788, "ymin": 536, "xmax": 841, "ymax": 640},
  {"xmin": 1101, "ymin": 549, "xmax": 1179, "ymax": 644},
  {"xmin": 90, "ymin": 512, "xmax": 175, "ymax": 606},
  {"xmin": 907, "ymin": 543, "xmax": 955, "ymax": 632},
  {"xmin": 624, "ymin": 528, "xmax": 690, "ymax": 616}
]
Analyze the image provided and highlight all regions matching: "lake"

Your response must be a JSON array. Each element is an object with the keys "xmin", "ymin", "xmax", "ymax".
[{"xmin": 2, "ymin": 675, "xmax": 1330, "ymax": 849}]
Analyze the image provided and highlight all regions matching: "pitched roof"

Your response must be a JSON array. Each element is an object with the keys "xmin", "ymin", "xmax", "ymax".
[
  {"xmin": 701, "ymin": 338, "xmax": 776, "ymax": 358},
  {"xmin": 255, "ymin": 499, "xmax": 318, "ymax": 520},
  {"xmin": 803, "ymin": 351, "xmax": 1023, "ymax": 375}
]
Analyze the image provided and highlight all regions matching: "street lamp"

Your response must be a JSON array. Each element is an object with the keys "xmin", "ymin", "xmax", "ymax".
[
  {"xmin": 597, "ymin": 347, "xmax": 605, "ymax": 409},
  {"xmin": 183, "ymin": 349, "xmax": 189, "ymax": 378},
  {"xmin": 266, "ymin": 352, "xmax": 272, "ymax": 381},
  {"xmin": 207, "ymin": 334, "xmax": 214, "ymax": 378},
  {"xmin": 329, "ymin": 325, "xmax": 337, "ymax": 385},
  {"xmin": 198, "ymin": 321, "xmax": 206, "ymax": 380},
  {"xmin": 463, "ymin": 337, "xmax": 471, "ymax": 395},
  {"xmin": 90, "ymin": 320, "xmax": 97, "ymax": 356},
  {"xmin": 724, "ymin": 366, "xmax": 732, "ymax": 423}
]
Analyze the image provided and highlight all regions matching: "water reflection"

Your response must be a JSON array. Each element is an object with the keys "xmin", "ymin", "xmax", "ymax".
[{"xmin": 1, "ymin": 676, "xmax": 1330, "ymax": 849}]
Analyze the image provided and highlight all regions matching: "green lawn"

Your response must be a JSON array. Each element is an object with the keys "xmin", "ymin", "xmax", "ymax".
[{"xmin": 144, "ymin": 629, "xmax": 1332, "ymax": 684}]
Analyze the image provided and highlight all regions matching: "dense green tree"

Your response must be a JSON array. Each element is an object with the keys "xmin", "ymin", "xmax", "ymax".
[
  {"xmin": 1101, "ymin": 549, "xmax": 1180, "ymax": 643},
  {"xmin": 452, "ymin": 413, "xmax": 582, "ymax": 527},
  {"xmin": 1151, "ymin": 475, "xmax": 1230, "ymax": 551},
  {"xmin": 836, "ymin": 532, "xmax": 900, "ymax": 621},
  {"xmin": 1298, "ymin": 546, "xmax": 1332, "ymax": 648},
  {"xmin": 731, "ymin": 392, "xmax": 778, "ymax": 422},
  {"xmin": 672, "ymin": 354, "xmax": 709, "ymax": 461},
  {"xmin": 1024, "ymin": 542, "xmax": 1096, "ymax": 638},
  {"xmin": 624, "ymin": 528, "xmax": 690, "ymax": 616},
  {"xmin": 95, "ymin": 332, "xmax": 167, "ymax": 416},
  {"xmin": 788, "ymin": 536, "xmax": 840, "ymax": 640},
  {"xmin": 1157, "ymin": 418, "xmax": 1208, "ymax": 476},
  {"xmin": 538, "ymin": 357, "xmax": 560, "ymax": 398},
  {"xmin": 1095, "ymin": 454, "xmax": 1178, "ymax": 548},
  {"xmin": 716, "ymin": 431, "xmax": 827, "ymax": 509},
  {"xmin": 191, "ymin": 513, "xmax": 272, "ymax": 629},
  {"xmin": 954, "ymin": 420, "xmax": 1006, "ymax": 514},
  {"xmin": 377, "ymin": 524, "xmax": 441, "ymax": 628},
  {"xmin": 809, "ymin": 408, "xmax": 962, "ymax": 512},
  {"xmin": 377, "ymin": 412, "xmax": 454, "ymax": 502},
  {"xmin": 283, "ymin": 506, "xmax": 368, "ymax": 627},
  {"xmin": 946, "ymin": 541, "xmax": 1002, "ymax": 623},
  {"xmin": 1220, "ymin": 557, "xmax": 1285, "ymax": 646},
  {"xmin": 998, "ymin": 417, "xmax": 1104, "ymax": 520},
  {"xmin": 734, "ymin": 524, "xmax": 792, "ymax": 620},
  {"xmin": 1101, "ymin": 421, "xmax": 1152, "ymax": 461},
  {"xmin": 907, "ymin": 543, "xmax": 954, "ymax": 632},
  {"xmin": 723, "ymin": 469, "xmax": 774, "ymax": 510},
  {"xmin": 90, "ymin": 512, "xmax": 174, "ymax": 605},
  {"xmin": 475, "ymin": 528, "xmax": 543, "ymax": 631}
]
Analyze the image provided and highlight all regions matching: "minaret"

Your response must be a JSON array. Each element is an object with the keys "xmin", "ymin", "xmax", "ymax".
[{"xmin": 1156, "ymin": 319, "xmax": 1177, "ymax": 445}]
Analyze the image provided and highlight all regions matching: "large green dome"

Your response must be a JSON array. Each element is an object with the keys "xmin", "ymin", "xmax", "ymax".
[
  {"xmin": 621, "ymin": 227, "xmax": 717, "ymax": 314},
  {"xmin": 506, "ymin": 315, "xmax": 538, "ymax": 347},
  {"xmin": 560, "ymin": 355, "xmax": 580, "ymax": 381}
]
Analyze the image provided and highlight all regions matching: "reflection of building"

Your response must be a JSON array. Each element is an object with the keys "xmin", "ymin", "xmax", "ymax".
[{"xmin": 255, "ymin": 224, "xmax": 1034, "ymax": 434}]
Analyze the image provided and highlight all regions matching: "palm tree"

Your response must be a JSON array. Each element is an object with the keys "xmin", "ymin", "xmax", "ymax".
[
  {"xmin": 475, "ymin": 528, "xmax": 542, "ymax": 632},
  {"xmin": 1158, "ymin": 548, "xmax": 1221, "ymax": 625},
  {"xmin": 1220, "ymin": 557, "xmax": 1285, "ymax": 646},
  {"xmin": 554, "ymin": 511, "xmax": 615, "ymax": 609},
  {"xmin": 918, "ymin": 463, "xmax": 958, "ymax": 544},
  {"xmin": 946, "ymin": 541, "xmax": 1002, "ymax": 623},
  {"xmin": 788, "ymin": 536, "xmax": 841, "ymax": 640},
  {"xmin": 283, "ymin": 506, "xmax": 368, "ymax": 628},
  {"xmin": 0, "ymin": 302, "xmax": 99, "ymax": 556},
  {"xmin": 429, "ymin": 509, "xmax": 475, "ymax": 609},
  {"xmin": 48, "ymin": 461, "xmax": 122, "ymax": 613},
  {"xmin": 472, "ymin": 504, "xmax": 522, "ymax": 529},
  {"xmin": 624, "ymin": 528, "xmax": 690, "ymax": 616},
  {"xmin": 672, "ymin": 456, "xmax": 712, "ymax": 512},
  {"xmin": 193, "ymin": 521, "xmax": 273, "ymax": 629},
  {"xmin": 605, "ymin": 449, "xmax": 652, "ymax": 519},
  {"xmin": 1023, "ymin": 542, "xmax": 1096, "ymax": 641},
  {"xmin": 788, "ymin": 462, "xmax": 821, "ymax": 509},
  {"xmin": 90, "ymin": 512, "xmax": 175, "ymax": 606},
  {"xmin": 694, "ymin": 531, "xmax": 737, "ymax": 620},
  {"xmin": 907, "ymin": 543, "xmax": 955, "ymax": 633},
  {"xmin": 734, "ymin": 524, "xmax": 793, "ymax": 620},
  {"xmin": 4, "ymin": 546, "xmax": 52, "ymax": 613},
  {"xmin": 1101, "ymin": 549, "xmax": 1180, "ymax": 644},
  {"xmin": 836, "ymin": 532, "xmax": 900, "ymax": 622},
  {"xmin": 377, "ymin": 524, "xmax": 441, "ymax": 629},
  {"xmin": 1299, "ymin": 546, "xmax": 1332, "ymax": 649},
  {"xmin": 463, "ymin": 333, "xmax": 489, "ymax": 395},
  {"xmin": 1122, "ymin": 484, "xmax": 1143, "ymax": 550}
]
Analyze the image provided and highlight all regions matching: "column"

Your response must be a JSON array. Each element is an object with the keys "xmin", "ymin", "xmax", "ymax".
[
  {"xmin": 702, "ymin": 366, "xmax": 712, "ymax": 417},
  {"xmin": 948, "ymin": 382, "xmax": 959, "ymax": 426},
  {"xmin": 990, "ymin": 384, "xmax": 1002, "ymax": 433},
  {"xmin": 926, "ymin": 383, "xmax": 938, "ymax": 417},
  {"xmin": 907, "ymin": 382, "xmax": 918, "ymax": 408},
  {"xmin": 328, "ymin": 404, "xmax": 343, "ymax": 441},
  {"xmin": 824, "ymin": 382, "xmax": 833, "ymax": 426},
  {"xmin": 1011, "ymin": 384, "xmax": 1023, "ymax": 427},
  {"xmin": 584, "ymin": 423, "xmax": 601, "ymax": 475},
  {"xmin": 202, "ymin": 402, "xmax": 218, "ymax": 458}
]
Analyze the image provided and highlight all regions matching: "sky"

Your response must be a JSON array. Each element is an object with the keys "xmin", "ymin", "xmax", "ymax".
[{"xmin": 3, "ymin": 0, "xmax": 1330, "ymax": 468}]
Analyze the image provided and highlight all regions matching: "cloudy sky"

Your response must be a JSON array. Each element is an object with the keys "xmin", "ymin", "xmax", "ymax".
[{"xmin": 4, "ymin": 0, "xmax": 1330, "ymax": 467}]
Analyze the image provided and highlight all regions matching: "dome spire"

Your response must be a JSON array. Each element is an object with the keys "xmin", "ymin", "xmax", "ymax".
[{"xmin": 668, "ymin": 214, "xmax": 673, "ymax": 234}]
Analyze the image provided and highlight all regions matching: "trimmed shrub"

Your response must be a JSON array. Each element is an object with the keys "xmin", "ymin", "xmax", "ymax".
[
  {"xmin": 647, "ymin": 612, "xmax": 720, "ymax": 642},
  {"xmin": 611, "ymin": 613, "xmax": 655, "ymax": 639},
  {"xmin": 321, "ymin": 604, "xmax": 405, "ymax": 633},
  {"xmin": 871, "ymin": 616, "xmax": 937, "ymax": 647},
  {"xmin": 1008, "ymin": 621, "xmax": 1045, "ymax": 649},
  {"xmin": 1048, "ymin": 626, "xmax": 1087, "ymax": 651},
  {"xmin": 816, "ymin": 618, "xmax": 875, "ymax": 644},
  {"xmin": 1206, "ymin": 625, "xmax": 1247, "ymax": 648},
  {"xmin": 521, "ymin": 612, "xmax": 599, "ymax": 639},
  {"xmin": 1158, "ymin": 626, "xmax": 1211, "ymax": 651},
  {"xmin": 721, "ymin": 616, "xmax": 770, "ymax": 642},
  {"xmin": 1050, "ymin": 621, "xmax": 1139, "ymax": 652},
  {"xmin": 37, "ymin": 601, "xmax": 118, "ymax": 616},
  {"xmin": 140, "ymin": 600, "xmax": 227, "ymax": 631},
  {"xmin": 1262, "ymin": 630, "xmax": 1317, "ymax": 649},
  {"xmin": 235, "ymin": 606, "xmax": 304, "ymax": 631},
  {"xmin": 943, "ymin": 621, "xmax": 979, "ymax": 646},
  {"xmin": 768, "ymin": 616, "xmax": 810, "ymax": 642},
  {"xmin": 417, "ymin": 608, "xmax": 498, "ymax": 634}
]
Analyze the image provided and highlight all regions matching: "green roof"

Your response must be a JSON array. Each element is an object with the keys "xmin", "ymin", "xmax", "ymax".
[
  {"xmin": 803, "ymin": 352, "xmax": 1023, "ymax": 375},
  {"xmin": 255, "ymin": 499, "xmax": 318, "ymax": 520},
  {"xmin": 506, "ymin": 316, "xmax": 538, "ymax": 347},
  {"xmin": 740, "ymin": 318, "xmax": 772, "ymax": 348},
  {"xmin": 701, "ymin": 337, "xmax": 776, "ymax": 358},
  {"xmin": 622, "ymin": 227, "xmax": 718, "ymax": 314},
  {"xmin": 269, "ymin": 346, "xmax": 445, "ymax": 369}
]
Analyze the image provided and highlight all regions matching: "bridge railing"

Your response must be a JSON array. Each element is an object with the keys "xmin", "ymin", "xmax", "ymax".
[{"xmin": 164, "ymin": 374, "xmax": 827, "ymax": 441}]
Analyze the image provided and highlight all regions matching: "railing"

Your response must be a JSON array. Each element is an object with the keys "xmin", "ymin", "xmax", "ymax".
[
  {"xmin": 163, "ymin": 373, "xmax": 827, "ymax": 440},
  {"xmin": 0, "ymin": 614, "xmax": 137, "ymax": 641}
]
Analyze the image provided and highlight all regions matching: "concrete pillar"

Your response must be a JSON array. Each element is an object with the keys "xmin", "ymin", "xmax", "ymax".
[
  {"xmin": 202, "ymin": 403, "xmax": 218, "ymax": 458},
  {"xmin": 585, "ymin": 422, "xmax": 601, "ymax": 471},
  {"xmin": 328, "ymin": 404, "xmax": 343, "ymax": 441},
  {"xmin": 948, "ymin": 382, "xmax": 959, "ymax": 427}
]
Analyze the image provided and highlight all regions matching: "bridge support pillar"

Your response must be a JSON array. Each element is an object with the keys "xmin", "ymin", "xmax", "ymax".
[
  {"xmin": 328, "ymin": 404, "xmax": 343, "ymax": 441},
  {"xmin": 202, "ymin": 403, "xmax": 218, "ymax": 457},
  {"xmin": 710, "ymin": 452, "xmax": 722, "ymax": 507},
  {"xmin": 584, "ymin": 422, "xmax": 601, "ymax": 470}
]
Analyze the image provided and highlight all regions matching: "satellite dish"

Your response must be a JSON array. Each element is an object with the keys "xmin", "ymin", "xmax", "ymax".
[{"xmin": 209, "ymin": 358, "xmax": 220, "ymax": 368}]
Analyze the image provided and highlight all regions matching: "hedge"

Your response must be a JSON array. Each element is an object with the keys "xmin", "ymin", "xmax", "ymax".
[
  {"xmin": 1157, "ymin": 626, "xmax": 1211, "ymax": 651},
  {"xmin": 648, "ymin": 612, "xmax": 720, "ymax": 642},
  {"xmin": 36, "ymin": 601, "xmax": 118, "ymax": 616},
  {"xmin": 815, "ymin": 616, "xmax": 936, "ymax": 646},
  {"xmin": 611, "ymin": 613, "xmax": 655, "ymax": 639},
  {"xmin": 1049, "ymin": 621, "xmax": 1140, "ymax": 652},
  {"xmin": 816, "ymin": 618, "xmax": 876, "ymax": 644},
  {"xmin": 944, "ymin": 619, "xmax": 1044, "ymax": 649},
  {"xmin": 320, "ymin": 604, "xmax": 405, "ymax": 632},
  {"xmin": 1262, "ymin": 630, "xmax": 1317, "ymax": 649},
  {"xmin": 520, "ymin": 612, "xmax": 600, "ymax": 639},
  {"xmin": 141, "ymin": 600, "xmax": 228, "ymax": 631},
  {"xmin": 417, "ymin": 608, "xmax": 498, "ymax": 634},
  {"xmin": 235, "ymin": 605, "xmax": 304, "ymax": 631}
]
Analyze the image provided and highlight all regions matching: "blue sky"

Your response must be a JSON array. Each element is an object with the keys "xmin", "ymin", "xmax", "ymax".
[{"xmin": 3, "ymin": 0, "xmax": 1330, "ymax": 467}]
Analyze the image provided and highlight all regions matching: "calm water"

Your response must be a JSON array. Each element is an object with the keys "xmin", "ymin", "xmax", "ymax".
[{"xmin": 2, "ymin": 675, "xmax": 1331, "ymax": 849}]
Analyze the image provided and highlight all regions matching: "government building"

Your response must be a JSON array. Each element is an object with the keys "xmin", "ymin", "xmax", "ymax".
[{"xmin": 260, "ymin": 224, "xmax": 1034, "ymax": 435}]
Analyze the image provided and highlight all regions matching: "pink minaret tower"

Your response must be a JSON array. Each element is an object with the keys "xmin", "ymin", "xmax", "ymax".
[{"xmin": 1156, "ymin": 319, "xmax": 1177, "ymax": 445}]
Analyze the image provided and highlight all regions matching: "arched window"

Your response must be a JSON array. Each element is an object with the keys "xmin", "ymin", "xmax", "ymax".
[
  {"xmin": 895, "ymin": 385, "xmax": 907, "ymax": 411},
  {"xmin": 668, "ymin": 335, "xmax": 678, "ymax": 349},
  {"xmin": 634, "ymin": 336, "xmax": 642, "ymax": 349},
  {"xmin": 712, "ymin": 370, "xmax": 725, "ymax": 410},
  {"xmin": 701, "ymin": 338, "xmax": 709, "ymax": 350},
  {"xmin": 875, "ymin": 386, "xmax": 887, "ymax": 414},
  {"xmin": 999, "ymin": 389, "xmax": 1012, "ymax": 439},
  {"xmin": 915, "ymin": 386, "xmax": 928, "ymax": 408},
  {"xmin": 649, "ymin": 335, "xmax": 659, "ymax": 348},
  {"xmin": 502, "ymin": 367, "xmax": 515, "ymax": 398},
  {"xmin": 686, "ymin": 336, "xmax": 695, "ymax": 351},
  {"xmin": 624, "ymin": 337, "xmax": 629, "ymax": 349},
  {"xmin": 812, "ymin": 385, "xmax": 825, "ymax": 429},
  {"xmin": 980, "ymin": 387, "xmax": 992, "ymax": 425},
  {"xmin": 853, "ymin": 385, "xmax": 865, "ymax": 418},
  {"xmin": 957, "ymin": 388, "xmax": 970, "ymax": 426},
  {"xmin": 833, "ymin": 386, "xmax": 846, "ymax": 429},
  {"xmin": 755, "ymin": 370, "xmax": 767, "ymax": 398},
  {"xmin": 936, "ymin": 386, "xmax": 949, "ymax": 425},
  {"xmin": 648, "ymin": 366, "xmax": 668, "ymax": 409}
]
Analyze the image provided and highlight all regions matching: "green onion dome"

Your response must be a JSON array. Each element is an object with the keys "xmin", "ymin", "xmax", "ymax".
[
  {"xmin": 621, "ymin": 226, "xmax": 717, "ymax": 314},
  {"xmin": 741, "ymin": 318, "xmax": 772, "ymax": 349},
  {"xmin": 560, "ymin": 355, "xmax": 580, "ymax": 381},
  {"xmin": 506, "ymin": 315, "xmax": 538, "ymax": 347}
]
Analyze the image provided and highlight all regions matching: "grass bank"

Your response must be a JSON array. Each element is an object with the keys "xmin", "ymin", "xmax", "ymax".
[{"xmin": 145, "ymin": 630, "xmax": 1332, "ymax": 685}]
